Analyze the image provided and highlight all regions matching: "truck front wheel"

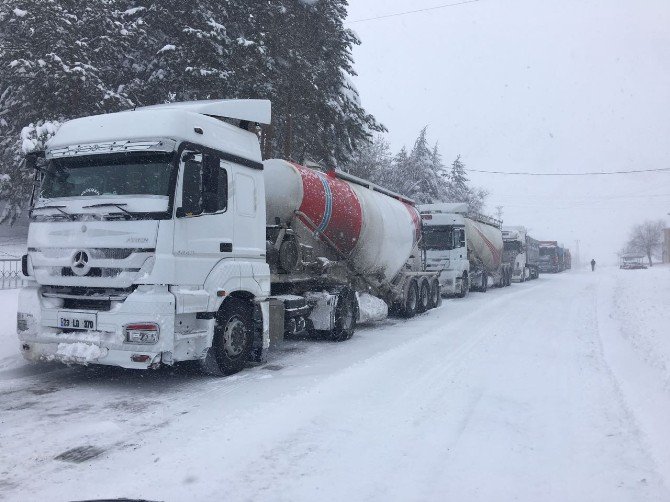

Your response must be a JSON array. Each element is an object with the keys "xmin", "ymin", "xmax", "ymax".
[{"xmin": 201, "ymin": 298, "xmax": 253, "ymax": 376}]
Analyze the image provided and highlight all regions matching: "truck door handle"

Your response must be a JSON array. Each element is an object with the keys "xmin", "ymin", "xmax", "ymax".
[{"xmin": 220, "ymin": 242, "xmax": 232, "ymax": 252}]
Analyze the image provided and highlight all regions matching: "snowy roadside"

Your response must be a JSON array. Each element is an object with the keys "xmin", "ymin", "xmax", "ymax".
[
  {"xmin": 0, "ymin": 289, "xmax": 22, "ymax": 371},
  {"xmin": 0, "ymin": 267, "xmax": 668, "ymax": 501},
  {"xmin": 597, "ymin": 265, "xmax": 670, "ymax": 480}
]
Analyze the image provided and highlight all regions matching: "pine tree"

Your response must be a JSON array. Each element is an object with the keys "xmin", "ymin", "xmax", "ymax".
[
  {"xmin": 0, "ymin": 0, "xmax": 384, "ymax": 223},
  {"xmin": 444, "ymin": 155, "xmax": 487, "ymax": 212},
  {"xmin": 0, "ymin": 0, "xmax": 134, "ymax": 222}
]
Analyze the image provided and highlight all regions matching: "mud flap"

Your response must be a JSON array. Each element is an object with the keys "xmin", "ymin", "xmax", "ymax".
[{"xmin": 250, "ymin": 300, "xmax": 270, "ymax": 363}]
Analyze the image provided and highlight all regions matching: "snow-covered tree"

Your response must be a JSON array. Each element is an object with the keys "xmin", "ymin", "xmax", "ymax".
[
  {"xmin": 342, "ymin": 135, "xmax": 393, "ymax": 182},
  {"xmin": 0, "ymin": 0, "xmax": 134, "ymax": 223},
  {"xmin": 625, "ymin": 220, "xmax": 665, "ymax": 267},
  {"xmin": 444, "ymin": 155, "xmax": 487, "ymax": 213},
  {"xmin": 0, "ymin": 0, "xmax": 384, "ymax": 224}
]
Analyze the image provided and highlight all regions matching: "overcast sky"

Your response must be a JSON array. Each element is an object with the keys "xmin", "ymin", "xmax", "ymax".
[{"xmin": 346, "ymin": 0, "xmax": 670, "ymax": 265}]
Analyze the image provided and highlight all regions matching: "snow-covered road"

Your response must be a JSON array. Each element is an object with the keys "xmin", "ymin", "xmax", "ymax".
[{"xmin": 1, "ymin": 266, "xmax": 669, "ymax": 501}]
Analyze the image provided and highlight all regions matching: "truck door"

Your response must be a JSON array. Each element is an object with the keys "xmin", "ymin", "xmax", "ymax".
[{"xmin": 173, "ymin": 149, "xmax": 234, "ymax": 285}]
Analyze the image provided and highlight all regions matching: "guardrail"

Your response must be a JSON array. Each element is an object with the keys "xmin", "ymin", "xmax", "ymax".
[{"xmin": 0, "ymin": 259, "xmax": 26, "ymax": 290}]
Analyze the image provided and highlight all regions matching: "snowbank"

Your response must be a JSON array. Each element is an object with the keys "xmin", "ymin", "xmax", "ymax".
[{"xmin": 357, "ymin": 292, "xmax": 388, "ymax": 323}]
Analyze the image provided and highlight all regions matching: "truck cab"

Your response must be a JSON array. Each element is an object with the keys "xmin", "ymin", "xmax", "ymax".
[
  {"xmin": 18, "ymin": 100, "xmax": 272, "ymax": 374},
  {"xmin": 502, "ymin": 226, "xmax": 528, "ymax": 282},
  {"xmin": 419, "ymin": 203, "xmax": 470, "ymax": 297}
]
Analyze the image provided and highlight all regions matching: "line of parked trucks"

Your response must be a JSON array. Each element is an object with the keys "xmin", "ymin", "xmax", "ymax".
[{"xmin": 16, "ymin": 100, "xmax": 570, "ymax": 376}]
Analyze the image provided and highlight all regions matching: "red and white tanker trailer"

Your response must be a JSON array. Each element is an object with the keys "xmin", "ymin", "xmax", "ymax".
[
  {"xmin": 264, "ymin": 160, "xmax": 440, "ymax": 337},
  {"xmin": 17, "ymin": 100, "xmax": 440, "ymax": 376}
]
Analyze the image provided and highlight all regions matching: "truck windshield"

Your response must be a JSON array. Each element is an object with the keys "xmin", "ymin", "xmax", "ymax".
[
  {"xmin": 504, "ymin": 241, "xmax": 521, "ymax": 252},
  {"xmin": 422, "ymin": 225, "xmax": 454, "ymax": 250},
  {"xmin": 39, "ymin": 152, "xmax": 174, "ymax": 200},
  {"xmin": 540, "ymin": 247, "xmax": 556, "ymax": 258}
]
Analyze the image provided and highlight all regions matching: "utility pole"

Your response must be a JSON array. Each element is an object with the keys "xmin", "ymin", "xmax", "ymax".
[{"xmin": 574, "ymin": 239, "xmax": 581, "ymax": 269}]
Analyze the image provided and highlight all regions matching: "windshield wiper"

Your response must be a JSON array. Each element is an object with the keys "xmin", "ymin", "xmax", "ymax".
[
  {"xmin": 82, "ymin": 203, "xmax": 140, "ymax": 220},
  {"xmin": 31, "ymin": 205, "xmax": 75, "ymax": 221}
]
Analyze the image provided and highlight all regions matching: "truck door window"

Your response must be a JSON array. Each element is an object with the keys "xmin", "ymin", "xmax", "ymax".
[
  {"xmin": 180, "ymin": 151, "xmax": 203, "ymax": 216},
  {"xmin": 202, "ymin": 155, "xmax": 228, "ymax": 214},
  {"xmin": 215, "ymin": 160, "xmax": 229, "ymax": 212},
  {"xmin": 179, "ymin": 151, "xmax": 229, "ymax": 217}
]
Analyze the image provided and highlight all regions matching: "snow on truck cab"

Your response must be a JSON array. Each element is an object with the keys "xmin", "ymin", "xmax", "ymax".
[{"xmin": 17, "ymin": 100, "xmax": 440, "ymax": 375}]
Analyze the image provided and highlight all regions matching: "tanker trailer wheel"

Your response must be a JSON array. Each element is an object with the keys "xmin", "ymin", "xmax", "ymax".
[
  {"xmin": 428, "ymin": 278, "xmax": 441, "ymax": 309},
  {"xmin": 417, "ymin": 279, "xmax": 430, "ymax": 313},
  {"xmin": 401, "ymin": 279, "xmax": 419, "ymax": 318},
  {"xmin": 327, "ymin": 288, "xmax": 357, "ymax": 342},
  {"xmin": 456, "ymin": 273, "xmax": 469, "ymax": 298},
  {"xmin": 200, "ymin": 298, "xmax": 253, "ymax": 376}
]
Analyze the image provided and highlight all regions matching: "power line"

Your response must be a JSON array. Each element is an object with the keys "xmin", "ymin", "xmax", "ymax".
[
  {"xmin": 347, "ymin": 0, "xmax": 481, "ymax": 24},
  {"xmin": 465, "ymin": 167, "xmax": 670, "ymax": 176}
]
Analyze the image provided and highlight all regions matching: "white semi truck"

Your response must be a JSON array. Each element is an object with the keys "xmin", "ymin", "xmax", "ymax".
[
  {"xmin": 502, "ymin": 226, "xmax": 540, "ymax": 281},
  {"xmin": 419, "ymin": 203, "xmax": 512, "ymax": 297},
  {"xmin": 16, "ymin": 100, "xmax": 440, "ymax": 375}
]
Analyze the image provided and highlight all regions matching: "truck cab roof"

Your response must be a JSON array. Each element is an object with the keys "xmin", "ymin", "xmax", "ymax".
[{"xmin": 45, "ymin": 100, "xmax": 270, "ymax": 165}]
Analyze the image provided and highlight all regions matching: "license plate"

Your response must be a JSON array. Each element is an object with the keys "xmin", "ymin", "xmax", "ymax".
[{"xmin": 58, "ymin": 311, "xmax": 97, "ymax": 330}]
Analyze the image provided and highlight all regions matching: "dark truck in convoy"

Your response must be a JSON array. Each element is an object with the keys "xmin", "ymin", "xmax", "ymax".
[{"xmin": 539, "ymin": 241, "xmax": 565, "ymax": 273}]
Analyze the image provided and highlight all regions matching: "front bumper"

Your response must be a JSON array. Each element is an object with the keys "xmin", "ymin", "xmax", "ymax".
[{"xmin": 17, "ymin": 284, "xmax": 176, "ymax": 370}]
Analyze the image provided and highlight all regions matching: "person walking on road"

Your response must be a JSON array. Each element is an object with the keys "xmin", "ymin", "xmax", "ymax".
[{"xmin": 591, "ymin": 258, "xmax": 596, "ymax": 271}]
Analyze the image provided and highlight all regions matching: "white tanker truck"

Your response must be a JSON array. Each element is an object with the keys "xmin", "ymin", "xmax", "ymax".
[
  {"xmin": 502, "ymin": 226, "xmax": 540, "ymax": 281},
  {"xmin": 16, "ymin": 100, "xmax": 440, "ymax": 375},
  {"xmin": 419, "ymin": 203, "xmax": 512, "ymax": 296}
]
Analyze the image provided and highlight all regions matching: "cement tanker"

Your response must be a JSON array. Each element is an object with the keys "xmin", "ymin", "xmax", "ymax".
[
  {"xmin": 264, "ymin": 160, "xmax": 421, "ymax": 281},
  {"xmin": 420, "ymin": 204, "xmax": 512, "ymax": 296},
  {"xmin": 17, "ymin": 99, "xmax": 440, "ymax": 377},
  {"xmin": 263, "ymin": 159, "xmax": 440, "ymax": 339},
  {"xmin": 464, "ymin": 214, "xmax": 512, "ymax": 291}
]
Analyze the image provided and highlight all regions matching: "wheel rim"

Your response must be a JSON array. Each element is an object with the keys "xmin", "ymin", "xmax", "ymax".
[{"xmin": 222, "ymin": 316, "xmax": 246, "ymax": 357}]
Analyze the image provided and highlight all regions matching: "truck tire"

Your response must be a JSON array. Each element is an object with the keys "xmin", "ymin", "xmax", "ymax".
[
  {"xmin": 401, "ymin": 279, "xmax": 419, "ymax": 318},
  {"xmin": 428, "ymin": 278, "xmax": 440, "ymax": 309},
  {"xmin": 417, "ymin": 279, "xmax": 430, "ymax": 313},
  {"xmin": 456, "ymin": 272, "xmax": 469, "ymax": 298},
  {"xmin": 327, "ymin": 288, "xmax": 357, "ymax": 342},
  {"xmin": 200, "ymin": 298, "xmax": 253, "ymax": 376}
]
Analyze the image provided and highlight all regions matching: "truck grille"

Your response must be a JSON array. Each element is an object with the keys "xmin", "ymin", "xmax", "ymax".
[{"xmin": 42, "ymin": 286, "xmax": 135, "ymax": 311}]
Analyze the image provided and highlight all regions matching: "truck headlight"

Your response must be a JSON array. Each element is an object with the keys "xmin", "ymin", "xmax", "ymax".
[{"xmin": 124, "ymin": 323, "xmax": 159, "ymax": 344}]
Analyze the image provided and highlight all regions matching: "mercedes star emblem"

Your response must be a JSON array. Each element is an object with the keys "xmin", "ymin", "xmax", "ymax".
[{"xmin": 71, "ymin": 250, "xmax": 91, "ymax": 276}]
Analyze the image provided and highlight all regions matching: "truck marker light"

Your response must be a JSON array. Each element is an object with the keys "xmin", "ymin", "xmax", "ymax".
[
  {"xmin": 217, "ymin": 290, "xmax": 227, "ymax": 297},
  {"xmin": 131, "ymin": 354, "xmax": 151, "ymax": 363}
]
